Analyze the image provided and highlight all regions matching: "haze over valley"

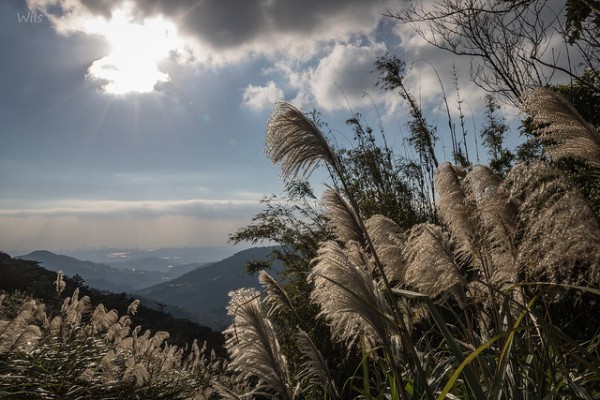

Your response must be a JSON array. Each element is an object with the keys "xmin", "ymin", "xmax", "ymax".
[{"xmin": 13, "ymin": 246, "xmax": 276, "ymax": 330}]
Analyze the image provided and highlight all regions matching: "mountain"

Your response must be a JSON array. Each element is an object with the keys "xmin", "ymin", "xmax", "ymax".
[
  {"xmin": 17, "ymin": 251, "xmax": 177, "ymax": 292},
  {"xmin": 108, "ymin": 257, "xmax": 209, "ymax": 276},
  {"xmin": 0, "ymin": 251, "xmax": 224, "ymax": 352},
  {"xmin": 63, "ymin": 246, "xmax": 238, "ymax": 265},
  {"xmin": 135, "ymin": 246, "xmax": 278, "ymax": 328}
]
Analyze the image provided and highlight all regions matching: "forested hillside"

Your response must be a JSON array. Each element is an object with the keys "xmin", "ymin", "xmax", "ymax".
[{"xmin": 0, "ymin": 252, "xmax": 224, "ymax": 351}]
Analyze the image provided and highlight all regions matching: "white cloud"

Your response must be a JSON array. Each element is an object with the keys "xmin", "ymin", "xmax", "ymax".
[
  {"xmin": 309, "ymin": 42, "xmax": 388, "ymax": 111},
  {"xmin": 0, "ymin": 198, "xmax": 262, "ymax": 218},
  {"xmin": 28, "ymin": 0, "xmax": 399, "ymax": 65},
  {"xmin": 242, "ymin": 81, "xmax": 284, "ymax": 110}
]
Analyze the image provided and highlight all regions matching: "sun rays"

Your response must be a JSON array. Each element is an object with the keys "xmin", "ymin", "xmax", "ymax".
[{"xmin": 85, "ymin": 3, "xmax": 183, "ymax": 95}]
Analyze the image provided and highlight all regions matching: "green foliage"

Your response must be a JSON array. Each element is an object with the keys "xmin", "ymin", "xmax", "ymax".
[
  {"xmin": 338, "ymin": 114, "xmax": 425, "ymax": 228},
  {"xmin": 480, "ymin": 95, "xmax": 514, "ymax": 175},
  {"xmin": 555, "ymin": 70, "xmax": 600, "ymax": 127},
  {"xmin": 565, "ymin": 0, "xmax": 600, "ymax": 43}
]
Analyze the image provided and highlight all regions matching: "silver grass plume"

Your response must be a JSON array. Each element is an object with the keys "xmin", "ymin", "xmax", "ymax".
[
  {"xmin": 309, "ymin": 241, "xmax": 395, "ymax": 350},
  {"xmin": 296, "ymin": 329, "xmax": 341, "ymax": 399},
  {"xmin": 266, "ymin": 102, "xmax": 341, "ymax": 182},
  {"xmin": 521, "ymin": 88, "xmax": 600, "ymax": 168},
  {"xmin": 127, "ymin": 299, "xmax": 140, "ymax": 316},
  {"xmin": 364, "ymin": 214, "xmax": 407, "ymax": 283},
  {"xmin": 322, "ymin": 187, "xmax": 364, "ymax": 244},
  {"xmin": 91, "ymin": 305, "xmax": 119, "ymax": 334},
  {"xmin": 0, "ymin": 300, "xmax": 43, "ymax": 352},
  {"xmin": 505, "ymin": 162, "xmax": 600, "ymax": 286},
  {"xmin": 222, "ymin": 288, "xmax": 297, "ymax": 400},
  {"xmin": 212, "ymin": 381, "xmax": 256, "ymax": 400},
  {"xmin": 9, "ymin": 325, "xmax": 42, "ymax": 352},
  {"xmin": 403, "ymin": 224, "xmax": 466, "ymax": 300},
  {"xmin": 463, "ymin": 165, "xmax": 518, "ymax": 286},
  {"xmin": 435, "ymin": 162, "xmax": 476, "ymax": 264},
  {"xmin": 54, "ymin": 270, "xmax": 66, "ymax": 295},
  {"xmin": 259, "ymin": 270, "xmax": 293, "ymax": 317}
]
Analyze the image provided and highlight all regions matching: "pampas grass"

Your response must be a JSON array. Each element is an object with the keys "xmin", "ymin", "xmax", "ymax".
[
  {"xmin": 266, "ymin": 102, "xmax": 341, "ymax": 183},
  {"xmin": 436, "ymin": 162, "xmax": 476, "ymax": 264},
  {"xmin": 364, "ymin": 214, "xmax": 407, "ymax": 282},
  {"xmin": 0, "ymin": 275, "xmax": 220, "ymax": 400},
  {"xmin": 259, "ymin": 270, "xmax": 294, "ymax": 317},
  {"xmin": 322, "ymin": 186, "xmax": 365, "ymax": 244},
  {"xmin": 309, "ymin": 241, "xmax": 395, "ymax": 350},
  {"xmin": 222, "ymin": 288, "xmax": 297, "ymax": 400},
  {"xmin": 521, "ymin": 87, "xmax": 600, "ymax": 168},
  {"xmin": 296, "ymin": 329, "xmax": 340, "ymax": 399},
  {"xmin": 505, "ymin": 162, "xmax": 600, "ymax": 286},
  {"xmin": 403, "ymin": 223, "xmax": 466, "ymax": 300}
]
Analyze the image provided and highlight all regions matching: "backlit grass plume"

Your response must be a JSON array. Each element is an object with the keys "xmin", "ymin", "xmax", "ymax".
[
  {"xmin": 309, "ymin": 241, "xmax": 395, "ymax": 350},
  {"xmin": 222, "ymin": 288, "xmax": 297, "ymax": 400},
  {"xmin": 437, "ymin": 164, "xmax": 518, "ymax": 287},
  {"xmin": 435, "ymin": 162, "xmax": 476, "ymax": 263},
  {"xmin": 521, "ymin": 87, "xmax": 600, "ymax": 168},
  {"xmin": 403, "ymin": 224, "xmax": 466, "ymax": 300},
  {"xmin": 463, "ymin": 165, "xmax": 517, "ymax": 285},
  {"xmin": 505, "ymin": 162, "xmax": 600, "ymax": 286},
  {"xmin": 322, "ymin": 186, "xmax": 364, "ymax": 244},
  {"xmin": 364, "ymin": 214, "xmax": 407, "ymax": 282},
  {"xmin": 296, "ymin": 329, "xmax": 341, "ymax": 399},
  {"xmin": 266, "ymin": 102, "xmax": 341, "ymax": 183},
  {"xmin": 259, "ymin": 270, "xmax": 293, "ymax": 317}
]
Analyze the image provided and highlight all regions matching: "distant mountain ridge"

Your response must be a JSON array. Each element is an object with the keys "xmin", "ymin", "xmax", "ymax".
[
  {"xmin": 0, "ymin": 251, "xmax": 224, "ymax": 351},
  {"xmin": 135, "ymin": 246, "xmax": 280, "ymax": 328},
  {"xmin": 18, "ymin": 250, "xmax": 204, "ymax": 292},
  {"xmin": 16, "ymin": 247, "xmax": 281, "ymax": 330},
  {"xmin": 108, "ymin": 256, "xmax": 208, "ymax": 274},
  {"xmin": 62, "ymin": 246, "xmax": 238, "ymax": 265}
]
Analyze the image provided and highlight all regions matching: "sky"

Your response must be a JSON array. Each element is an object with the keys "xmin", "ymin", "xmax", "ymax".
[{"xmin": 0, "ymin": 0, "xmax": 523, "ymax": 254}]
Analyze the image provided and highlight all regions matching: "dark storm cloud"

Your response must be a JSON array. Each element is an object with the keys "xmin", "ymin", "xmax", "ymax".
[
  {"xmin": 167, "ymin": 0, "xmax": 388, "ymax": 49},
  {"xmin": 30, "ymin": 0, "xmax": 390, "ymax": 52}
]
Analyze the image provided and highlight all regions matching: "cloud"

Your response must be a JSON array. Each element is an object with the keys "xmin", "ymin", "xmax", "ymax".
[
  {"xmin": 0, "ymin": 198, "xmax": 264, "ymax": 252},
  {"xmin": 242, "ymin": 81, "xmax": 284, "ymax": 110},
  {"xmin": 28, "ymin": 0, "xmax": 394, "ymax": 63},
  {"xmin": 309, "ymin": 42, "xmax": 389, "ymax": 111},
  {"xmin": 0, "ymin": 198, "xmax": 262, "ymax": 219},
  {"xmin": 27, "ymin": 0, "xmax": 410, "ymax": 110},
  {"xmin": 0, "ymin": 214, "xmax": 247, "ymax": 251}
]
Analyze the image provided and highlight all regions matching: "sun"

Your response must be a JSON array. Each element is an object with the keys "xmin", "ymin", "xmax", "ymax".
[{"xmin": 86, "ymin": 3, "xmax": 182, "ymax": 95}]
